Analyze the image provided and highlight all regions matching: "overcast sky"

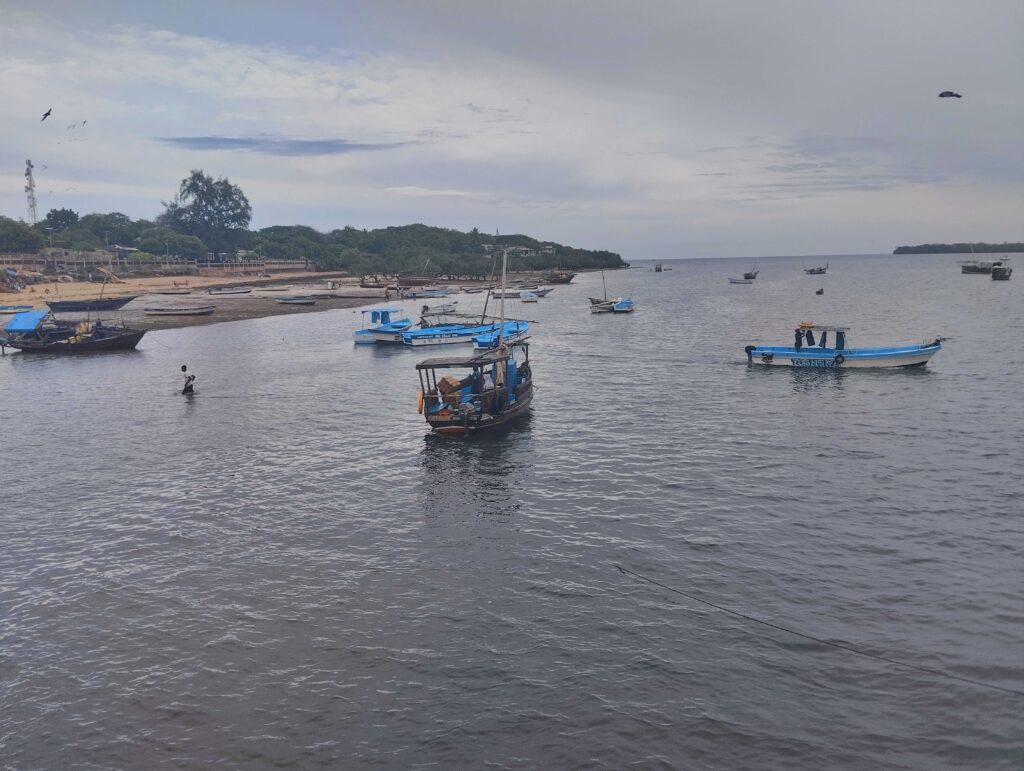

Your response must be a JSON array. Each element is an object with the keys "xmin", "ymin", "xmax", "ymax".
[{"xmin": 2, "ymin": 0, "xmax": 1022, "ymax": 258}]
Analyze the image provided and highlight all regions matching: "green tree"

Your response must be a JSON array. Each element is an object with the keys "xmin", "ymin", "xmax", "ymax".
[
  {"xmin": 159, "ymin": 170, "xmax": 252, "ymax": 258},
  {"xmin": 137, "ymin": 226, "xmax": 208, "ymax": 260},
  {"xmin": 0, "ymin": 216, "xmax": 44, "ymax": 253},
  {"xmin": 78, "ymin": 212, "xmax": 139, "ymax": 247},
  {"xmin": 42, "ymin": 207, "xmax": 79, "ymax": 232}
]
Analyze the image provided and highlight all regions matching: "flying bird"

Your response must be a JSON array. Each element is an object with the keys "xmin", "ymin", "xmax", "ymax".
[
  {"xmin": 41, "ymin": 108, "xmax": 52, "ymax": 121},
  {"xmin": 938, "ymin": 91, "xmax": 962, "ymax": 98}
]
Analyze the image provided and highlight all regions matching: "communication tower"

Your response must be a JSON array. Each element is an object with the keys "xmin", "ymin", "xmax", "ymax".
[{"xmin": 24, "ymin": 160, "xmax": 38, "ymax": 224}]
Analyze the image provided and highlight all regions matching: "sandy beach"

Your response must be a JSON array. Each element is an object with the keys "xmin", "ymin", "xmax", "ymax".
[{"xmin": 3, "ymin": 272, "xmax": 392, "ymax": 331}]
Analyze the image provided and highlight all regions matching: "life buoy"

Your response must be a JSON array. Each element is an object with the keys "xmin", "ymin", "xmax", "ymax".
[
  {"xmin": 417, "ymin": 391, "xmax": 424, "ymax": 414},
  {"xmin": 834, "ymin": 354, "xmax": 845, "ymax": 365}
]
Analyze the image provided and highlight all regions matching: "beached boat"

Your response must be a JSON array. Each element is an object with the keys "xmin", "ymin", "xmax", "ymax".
[
  {"xmin": 543, "ymin": 269, "xmax": 576, "ymax": 284},
  {"xmin": 143, "ymin": 305, "xmax": 216, "ymax": 316},
  {"xmin": 728, "ymin": 278, "xmax": 753, "ymax": 284},
  {"xmin": 0, "ymin": 304, "xmax": 34, "ymax": 319},
  {"xmin": 744, "ymin": 323, "xmax": 942, "ymax": 368},
  {"xmin": 402, "ymin": 286, "xmax": 450, "ymax": 299},
  {"xmin": 743, "ymin": 268, "xmax": 759, "ymax": 280},
  {"xmin": 991, "ymin": 260, "xmax": 1012, "ymax": 280},
  {"xmin": 3, "ymin": 310, "xmax": 144, "ymax": 353},
  {"xmin": 152, "ymin": 287, "xmax": 192, "ymax": 295},
  {"xmin": 353, "ymin": 307, "xmax": 414, "ymax": 344},
  {"xmin": 47, "ymin": 296, "xmax": 136, "ymax": 312},
  {"xmin": 804, "ymin": 264, "xmax": 828, "ymax": 275},
  {"xmin": 275, "ymin": 296, "xmax": 317, "ymax": 305},
  {"xmin": 207, "ymin": 286, "xmax": 252, "ymax": 295},
  {"xmin": 460, "ymin": 286, "xmax": 490, "ymax": 294}
]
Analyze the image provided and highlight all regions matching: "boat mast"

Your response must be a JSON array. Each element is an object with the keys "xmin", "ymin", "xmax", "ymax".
[
  {"xmin": 497, "ymin": 247, "xmax": 507, "ymax": 345},
  {"xmin": 601, "ymin": 270, "xmax": 607, "ymax": 301}
]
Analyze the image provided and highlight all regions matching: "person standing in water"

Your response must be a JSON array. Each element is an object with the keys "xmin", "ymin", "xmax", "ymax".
[{"xmin": 181, "ymin": 364, "xmax": 195, "ymax": 395}]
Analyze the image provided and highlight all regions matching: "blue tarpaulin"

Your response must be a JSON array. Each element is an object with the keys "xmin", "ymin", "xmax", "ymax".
[{"xmin": 4, "ymin": 310, "xmax": 47, "ymax": 333}]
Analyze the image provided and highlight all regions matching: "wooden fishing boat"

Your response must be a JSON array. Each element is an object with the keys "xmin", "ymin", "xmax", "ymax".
[
  {"xmin": 491, "ymin": 287, "xmax": 553, "ymax": 299},
  {"xmin": 589, "ymin": 271, "xmax": 634, "ymax": 313},
  {"xmin": 152, "ymin": 287, "xmax": 192, "ymax": 295},
  {"xmin": 0, "ymin": 304, "xmax": 34, "ymax": 319},
  {"xmin": 728, "ymin": 278, "xmax": 753, "ymax": 284},
  {"xmin": 275, "ymin": 296, "xmax": 317, "ymax": 305},
  {"xmin": 743, "ymin": 268, "xmax": 759, "ymax": 280},
  {"xmin": 543, "ymin": 269, "xmax": 576, "ymax": 284},
  {"xmin": 207, "ymin": 286, "xmax": 252, "ymax": 295},
  {"xmin": 47, "ymin": 296, "xmax": 136, "ymax": 312},
  {"xmin": 143, "ymin": 305, "xmax": 216, "ymax": 316},
  {"xmin": 3, "ymin": 310, "xmax": 144, "ymax": 353},
  {"xmin": 744, "ymin": 323, "xmax": 942, "ymax": 368},
  {"xmin": 804, "ymin": 263, "xmax": 828, "ymax": 275}
]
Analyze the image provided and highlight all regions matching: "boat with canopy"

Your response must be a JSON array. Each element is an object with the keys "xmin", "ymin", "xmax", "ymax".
[
  {"xmin": 414, "ymin": 246, "xmax": 533, "ymax": 435},
  {"xmin": 353, "ymin": 307, "xmax": 413, "ymax": 344},
  {"xmin": 744, "ymin": 322, "xmax": 942, "ymax": 368},
  {"xmin": 3, "ymin": 310, "xmax": 145, "ymax": 353}
]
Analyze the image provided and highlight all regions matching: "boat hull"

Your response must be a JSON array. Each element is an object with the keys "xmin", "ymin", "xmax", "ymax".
[
  {"xmin": 7, "ymin": 330, "xmax": 145, "ymax": 353},
  {"xmin": 47, "ymin": 296, "xmax": 136, "ymax": 312},
  {"xmin": 745, "ymin": 342, "xmax": 941, "ymax": 368},
  {"xmin": 144, "ymin": 306, "xmax": 216, "ymax": 316},
  {"xmin": 427, "ymin": 383, "xmax": 533, "ymax": 435}
]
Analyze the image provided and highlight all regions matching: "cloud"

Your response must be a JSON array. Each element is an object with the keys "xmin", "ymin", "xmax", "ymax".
[{"xmin": 153, "ymin": 135, "xmax": 405, "ymax": 156}]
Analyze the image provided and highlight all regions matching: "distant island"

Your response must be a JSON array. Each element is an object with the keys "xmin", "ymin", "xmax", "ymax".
[{"xmin": 893, "ymin": 242, "xmax": 1024, "ymax": 254}]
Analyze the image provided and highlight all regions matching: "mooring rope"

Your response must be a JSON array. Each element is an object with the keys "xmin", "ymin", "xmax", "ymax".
[{"xmin": 615, "ymin": 564, "xmax": 1024, "ymax": 698}]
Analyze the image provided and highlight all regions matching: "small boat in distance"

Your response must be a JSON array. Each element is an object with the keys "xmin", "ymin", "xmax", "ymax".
[
  {"xmin": 804, "ymin": 263, "xmax": 828, "ymax": 275},
  {"xmin": 728, "ymin": 278, "xmax": 752, "ymax": 284},
  {"xmin": 543, "ymin": 269, "xmax": 576, "ymax": 284},
  {"xmin": 207, "ymin": 286, "xmax": 252, "ymax": 295},
  {"xmin": 144, "ymin": 305, "xmax": 216, "ymax": 316},
  {"xmin": 47, "ymin": 296, "xmax": 137, "ymax": 312},
  {"xmin": 152, "ymin": 287, "xmax": 192, "ymax": 295},
  {"xmin": 520, "ymin": 291, "xmax": 539, "ymax": 303},
  {"xmin": 491, "ymin": 287, "xmax": 553, "ymax": 298},
  {"xmin": 991, "ymin": 260, "xmax": 1012, "ymax": 280},
  {"xmin": 0, "ymin": 304, "xmax": 34, "ymax": 319},
  {"xmin": 654, "ymin": 263, "xmax": 663, "ymax": 273},
  {"xmin": 402, "ymin": 286, "xmax": 450, "ymax": 299},
  {"xmin": 960, "ymin": 260, "xmax": 994, "ymax": 274},
  {"xmin": 744, "ymin": 322, "xmax": 942, "ymax": 368},
  {"xmin": 275, "ymin": 296, "xmax": 317, "ymax": 305},
  {"xmin": 589, "ymin": 270, "xmax": 634, "ymax": 313},
  {"xmin": 816, "ymin": 288, "xmax": 825, "ymax": 295},
  {"xmin": 743, "ymin": 267, "xmax": 759, "ymax": 280}
]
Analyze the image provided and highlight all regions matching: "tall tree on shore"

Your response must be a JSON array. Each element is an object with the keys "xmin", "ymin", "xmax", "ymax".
[
  {"xmin": 42, "ymin": 207, "xmax": 79, "ymax": 232},
  {"xmin": 159, "ymin": 170, "xmax": 252, "ymax": 258}
]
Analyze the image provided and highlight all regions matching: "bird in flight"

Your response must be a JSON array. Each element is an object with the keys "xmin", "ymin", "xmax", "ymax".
[
  {"xmin": 41, "ymin": 108, "xmax": 52, "ymax": 121},
  {"xmin": 938, "ymin": 91, "xmax": 962, "ymax": 98}
]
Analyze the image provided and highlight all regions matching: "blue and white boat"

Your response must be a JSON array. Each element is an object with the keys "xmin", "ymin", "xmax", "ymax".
[
  {"xmin": 472, "ymin": 321, "xmax": 529, "ymax": 350},
  {"xmin": 402, "ymin": 321, "xmax": 508, "ymax": 347},
  {"xmin": 745, "ymin": 323, "xmax": 943, "ymax": 368},
  {"xmin": 353, "ymin": 307, "xmax": 413, "ymax": 344}
]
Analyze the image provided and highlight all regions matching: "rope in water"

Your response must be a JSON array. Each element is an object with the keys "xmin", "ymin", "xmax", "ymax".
[{"xmin": 615, "ymin": 564, "xmax": 1024, "ymax": 698}]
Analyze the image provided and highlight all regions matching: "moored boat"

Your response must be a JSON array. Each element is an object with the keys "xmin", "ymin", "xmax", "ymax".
[
  {"xmin": 47, "ymin": 296, "xmax": 137, "ymax": 312},
  {"xmin": 589, "ymin": 270, "xmax": 634, "ymax": 313},
  {"xmin": 143, "ymin": 305, "xmax": 216, "ymax": 316},
  {"xmin": 491, "ymin": 287, "xmax": 553, "ymax": 299},
  {"xmin": 353, "ymin": 307, "xmax": 413, "ymax": 344},
  {"xmin": 3, "ymin": 310, "xmax": 144, "ymax": 353},
  {"xmin": 152, "ymin": 287, "xmax": 192, "ymax": 295},
  {"xmin": 991, "ymin": 260, "xmax": 1012, "ymax": 280},
  {"xmin": 207, "ymin": 286, "xmax": 252, "ymax": 295},
  {"xmin": 0, "ymin": 304, "xmax": 34, "ymax": 319},
  {"xmin": 728, "ymin": 278, "xmax": 753, "ymax": 284},
  {"xmin": 744, "ymin": 323, "xmax": 942, "ymax": 368},
  {"xmin": 275, "ymin": 296, "xmax": 317, "ymax": 305},
  {"xmin": 543, "ymin": 269, "xmax": 576, "ymax": 284},
  {"xmin": 743, "ymin": 267, "xmax": 759, "ymax": 280},
  {"xmin": 472, "ymin": 321, "xmax": 529, "ymax": 350},
  {"xmin": 804, "ymin": 264, "xmax": 828, "ymax": 275},
  {"xmin": 960, "ymin": 260, "xmax": 995, "ymax": 274}
]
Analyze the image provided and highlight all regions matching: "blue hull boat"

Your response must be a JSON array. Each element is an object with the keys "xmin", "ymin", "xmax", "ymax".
[
  {"xmin": 354, "ymin": 307, "xmax": 413, "ymax": 344},
  {"xmin": 745, "ymin": 324, "xmax": 942, "ymax": 368},
  {"xmin": 472, "ymin": 321, "xmax": 529, "ymax": 350}
]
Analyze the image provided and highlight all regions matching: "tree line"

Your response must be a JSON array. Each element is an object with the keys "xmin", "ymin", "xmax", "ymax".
[
  {"xmin": 893, "ymin": 242, "xmax": 1024, "ymax": 254},
  {"xmin": 0, "ymin": 169, "xmax": 627, "ymax": 275}
]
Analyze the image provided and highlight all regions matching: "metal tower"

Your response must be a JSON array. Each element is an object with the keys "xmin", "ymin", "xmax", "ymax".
[{"xmin": 24, "ymin": 160, "xmax": 38, "ymax": 224}]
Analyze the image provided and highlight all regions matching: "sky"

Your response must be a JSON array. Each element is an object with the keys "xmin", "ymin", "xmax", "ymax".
[{"xmin": 1, "ymin": 0, "xmax": 1022, "ymax": 259}]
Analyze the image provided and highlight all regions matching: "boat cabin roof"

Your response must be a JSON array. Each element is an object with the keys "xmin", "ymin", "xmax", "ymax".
[
  {"xmin": 4, "ymin": 310, "xmax": 48, "ymax": 333},
  {"xmin": 797, "ymin": 322, "xmax": 849, "ymax": 332},
  {"xmin": 415, "ymin": 338, "xmax": 530, "ymax": 370}
]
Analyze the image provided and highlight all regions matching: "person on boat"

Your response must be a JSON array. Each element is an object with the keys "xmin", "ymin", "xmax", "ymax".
[
  {"xmin": 181, "ymin": 364, "xmax": 195, "ymax": 395},
  {"xmin": 794, "ymin": 328, "xmax": 804, "ymax": 351}
]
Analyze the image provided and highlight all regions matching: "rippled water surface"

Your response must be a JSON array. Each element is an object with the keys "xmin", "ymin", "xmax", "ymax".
[{"xmin": 2, "ymin": 254, "xmax": 1022, "ymax": 769}]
